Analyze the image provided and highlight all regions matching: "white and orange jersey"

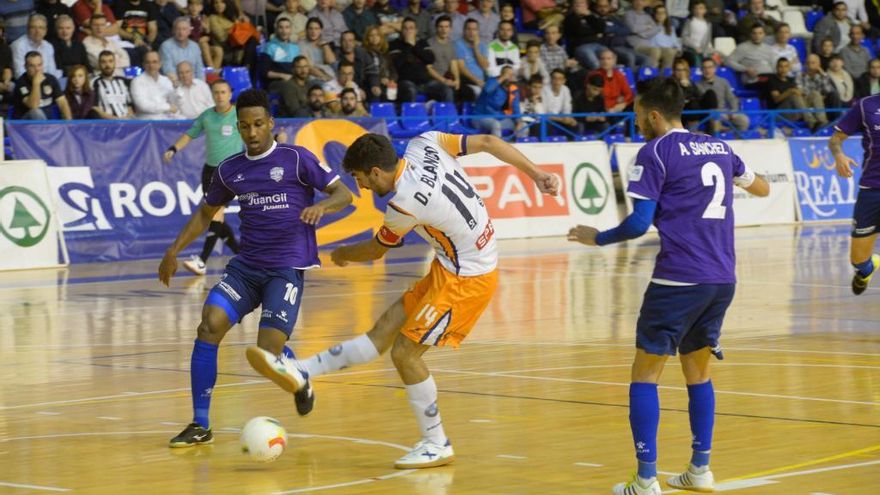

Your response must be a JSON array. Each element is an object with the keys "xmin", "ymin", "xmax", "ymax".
[{"xmin": 376, "ymin": 131, "xmax": 498, "ymax": 276}]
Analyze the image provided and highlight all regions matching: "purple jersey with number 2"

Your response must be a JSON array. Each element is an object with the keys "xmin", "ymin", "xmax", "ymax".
[
  {"xmin": 627, "ymin": 129, "xmax": 747, "ymax": 284},
  {"xmin": 834, "ymin": 94, "xmax": 880, "ymax": 189},
  {"xmin": 205, "ymin": 142, "xmax": 340, "ymax": 269}
]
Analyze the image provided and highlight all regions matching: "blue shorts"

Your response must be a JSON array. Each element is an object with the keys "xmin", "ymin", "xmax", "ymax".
[
  {"xmin": 852, "ymin": 188, "xmax": 880, "ymax": 238},
  {"xmin": 205, "ymin": 257, "xmax": 304, "ymax": 337},
  {"xmin": 636, "ymin": 282, "xmax": 735, "ymax": 356}
]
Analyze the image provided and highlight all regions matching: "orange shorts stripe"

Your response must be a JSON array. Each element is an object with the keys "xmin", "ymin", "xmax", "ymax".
[{"xmin": 401, "ymin": 259, "xmax": 498, "ymax": 348}]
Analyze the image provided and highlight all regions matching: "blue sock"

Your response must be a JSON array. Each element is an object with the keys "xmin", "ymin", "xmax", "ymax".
[
  {"xmin": 629, "ymin": 382, "xmax": 659, "ymax": 480},
  {"xmin": 282, "ymin": 345, "xmax": 294, "ymax": 359},
  {"xmin": 688, "ymin": 380, "xmax": 715, "ymax": 468},
  {"xmin": 853, "ymin": 258, "xmax": 874, "ymax": 277},
  {"xmin": 191, "ymin": 339, "xmax": 219, "ymax": 429}
]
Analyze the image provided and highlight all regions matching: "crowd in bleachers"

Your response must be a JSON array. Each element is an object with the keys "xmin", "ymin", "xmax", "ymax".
[{"xmin": 1, "ymin": 0, "xmax": 879, "ymax": 139}]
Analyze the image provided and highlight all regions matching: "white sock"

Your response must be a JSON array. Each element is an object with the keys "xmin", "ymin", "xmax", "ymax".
[
  {"xmin": 301, "ymin": 334, "xmax": 379, "ymax": 378},
  {"xmin": 405, "ymin": 375, "xmax": 447, "ymax": 445}
]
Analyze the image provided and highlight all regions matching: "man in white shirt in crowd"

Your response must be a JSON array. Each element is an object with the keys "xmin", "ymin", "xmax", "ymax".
[
  {"xmin": 83, "ymin": 13, "xmax": 130, "ymax": 75},
  {"xmin": 160, "ymin": 17, "xmax": 205, "ymax": 86},
  {"xmin": 11, "ymin": 14, "xmax": 62, "ymax": 79},
  {"xmin": 468, "ymin": 0, "xmax": 499, "ymax": 44},
  {"xmin": 541, "ymin": 68, "xmax": 577, "ymax": 133},
  {"xmin": 175, "ymin": 61, "xmax": 213, "ymax": 119},
  {"xmin": 771, "ymin": 23, "xmax": 801, "ymax": 76},
  {"xmin": 487, "ymin": 20, "xmax": 520, "ymax": 77},
  {"xmin": 131, "ymin": 50, "xmax": 179, "ymax": 119},
  {"xmin": 92, "ymin": 50, "xmax": 134, "ymax": 119}
]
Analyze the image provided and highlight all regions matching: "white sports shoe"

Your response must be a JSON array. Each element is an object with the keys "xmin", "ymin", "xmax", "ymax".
[
  {"xmin": 612, "ymin": 476, "xmax": 662, "ymax": 495},
  {"xmin": 245, "ymin": 346, "xmax": 308, "ymax": 394},
  {"xmin": 666, "ymin": 467, "xmax": 715, "ymax": 492},
  {"xmin": 394, "ymin": 439, "xmax": 455, "ymax": 469},
  {"xmin": 182, "ymin": 255, "xmax": 207, "ymax": 275}
]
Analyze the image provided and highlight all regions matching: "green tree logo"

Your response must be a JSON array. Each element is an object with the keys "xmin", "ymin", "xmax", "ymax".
[
  {"xmin": 0, "ymin": 186, "xmax": 51, "ymax": 247},
  {"xmin": 572, "ymin": 163, "xmax": 609, "ymax": 214}
]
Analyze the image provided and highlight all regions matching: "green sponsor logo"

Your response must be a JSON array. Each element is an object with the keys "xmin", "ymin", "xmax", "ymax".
[
  {"xmin": 0, "ymin": 186, "xmax": 51, "ymax": 247},
  {"xmin": 571, "ymin": 162, "xmax": 610, "ymax": 215}
]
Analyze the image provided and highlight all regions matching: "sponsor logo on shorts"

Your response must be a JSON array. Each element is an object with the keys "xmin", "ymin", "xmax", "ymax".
[
  {"xmin": 218, "ymin": 281, "xmax": 241, "ymax": 301},
  {"xmin": 262, "ymin": 309, "xmax": 273, "ymax": 319},
  {"xmin": 277, "ymin": 310, "xmax": 288, "ymax": 323},
  {"xmin": 854, "ymin": 225, "xmax": 876, "ymax": 235}
]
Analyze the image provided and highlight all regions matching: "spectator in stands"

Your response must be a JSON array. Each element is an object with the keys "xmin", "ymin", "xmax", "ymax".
[
  {"xmin": 0, "ymin": 21, "xmax": 13, "ymax": 110},
  {"xmin": 472, "ymin": 65, "xmax": 524, "ymax": 137},
  {"xmin": 389, "ymin": 17, "xmax": 454, "ymax": 103},
  {"xmin": 738, "ymin": 0, "xmax": 782, "ymax": 42},
  {"xmin": 563, "ymin": 0, "xmax": 605, "ymax": 71},
  {"xmin": 487, "ymin": 20, "xmax": 519, "ymax": 77},
  {"xmin": 12, "ymin": 14, "xmax": 61, "ymax": 79},
  {"xmin": 371, "ymin": 0, "xmax": 402, "ymax": 39},
  {"xmin": 175, "ymin": 61, "xmax": 213, "ymax": 118},
  {"xmin": 322, "ymin": 59, "xmax": 365, "ymax": 112},
  {"xmin": 648, "ymin": 6, "xmax": 681, "ymax": 69},
  {"xmin": 521, "ymin": 73, "xmax": 545, "ymax": 135},
  {"xmin": 435, "ymin": 0, "xmax": 467, "ymax": 38},
  {"xmin": 813, "ymin": 2, "xmax": 852, "ymax": 53},
  {"xmin": 278, "ymin": 55, "xmax": 314, "ymax": 116},
  {"xmin": 769, "ymin": 24, "xmax": 800, "ymax": 78},
  {"xmin": 160, "ymin": 17, "xmax": 205, "ymax": 86},
  {"xmin": 154, "ymin": 0, "xmax": 180, "ymax": 47},
  {"xmin": 704, "ymin": 0, "xmax": 736, "ymax": 38},
  {"xmin": 839, "ymin": 25, "xmax": 870, "ymax": 78},
  {"xmin": 589, "ymin": 48, "xmax": 634, "ymax": 112},
  {"xmin": 400, "ymin": 0, "xmax": 433, "ymax": 41},
  {"xmin": 542, "ymin": 68, "xmax": 578, "ymax": 134},
  {"xmin": 578, "ymin": 73, "xmax": 610, "ymax": 134},
  {"xmin": 13, "ymin": 51, "xmax": 71, "ymax": 119},
  {"xmin": 308, "ymin": 0, "xmax": 346, "ymax": 46},
  {"xmin": 131, "ymin": 50, "xmax": 179, "ymax": 119},
  {"xmin": 188, "ymin": 0, "xmax": 220, "ymax": 70},
  {"xmin": 594, "ymin": 0, "xmax": 648, "ymax": 73},
  {"xmin": 797, "ymin": 53, "xmax": 841, "ymax": 119},
  {"xmin": 666, "ymin": 0, "xmax": 690, "ymax": 29},
  {"xmin": 457, "ymin": 18, "xmax": 488, "ymax": 100},
  {"xmin": 673, "ymin": 58, "xmax": 715, "ymax": 129},
  {"xmin": 342, "ymin": 0, "xmax": 379, "ymax": 41},
  {"xmin": 296, "ymin": 84, "xmax": 328, "ymax": 117},
  {"xmin": 522, "ymin": 0, "xmax": 562, "ymax": 31},
  {"xmin": 71, "ymin": 0, "xmax": 118, "ymax": 42},
  {"xmin": 37, "ymin": 0, "xmax": 72, "ymax": 43},
  {"xmin": 840, "ymin": 0, "xmax": 872, "ymax": 31},
  {"xmin": 362, "ymin": 25, "xmax": 394, "ymax": 101},
  {"xmin": 726, "ymin": 24, "xmax": 776, "ymax": 87},
  {"xmin": 498, "ymin": 3, "xmax": 518, "ymax": 47},
  {"xmin": 855, "ymin": 58, "xmax": 880, "ymax": 97},
  {"xmin": 84, "ymin": 13, "xmax": 129, "ymax": 74},
  {"xmin": 520, "ymin": 39, "xmax": 549, "ymax": 84},
  {"xmin": 428, "ymin": 16, "xmax": 460, "ymax": 99},
  {"xmin": 336, "ymin": 30, "xmax": 374, "ymax": 93},
  {"xmin": 540, "ymin": 24, "xmax": 577, "ymax": 74},
  {"xmin": 115, "ymin": 0, "xmax": 158, "ymax": 66},
  {"xmin": 626, "ymin": 0, "xmax": 676, "ymax": 69},
  {"xmin": 277, "ymin": 0, "xmax": 308, "ymax": 41},
  {"xmin": 333, "ymin": 86, "xmax": 368, "ymax": 116},
  {"xmin": 261, "ymin": 17, "xmax": 301, "ymax": 88},
  {"xmin": 768, "ymin": 57, "xmax": 826, "ymax": 130},
  {"xmin": 64, "ymin": 64, "xmax": 96, "ymax": 118},
  {"xmin": 681, "ymin": 1, "xmax": 713, "ymax": 68},
  {"xmin": 53, "ymin": 15, "xmax": 89, "ymax": 77},
  {"xmin": 92, "ymin": 50, "xmax": 134, "ymax": 118},
  {"xmin": 697, "ymin": 58, "xmax": 749, "ymax": 132},
  {"xmin": 469, "ymin": 0, "xmax": 499, "ymax": 45},
  {"xmin": 827, "ymin": 54, "xmax": 855, "ymax": 105},
  {"xmin": 298, "ymin": 17, "xmax": 336, "ymax": 80},
  {"xmin": 208, "ymin": 0, "xmax": 259, "ymax": 74}
]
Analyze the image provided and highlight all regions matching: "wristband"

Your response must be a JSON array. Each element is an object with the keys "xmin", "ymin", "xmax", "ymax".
[{"xmin": 167, "ymin": 145, "xmax": 177, "ymax": 154}]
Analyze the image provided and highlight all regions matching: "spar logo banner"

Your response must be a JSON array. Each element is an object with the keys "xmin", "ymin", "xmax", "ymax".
[
  {"xmin": 7, "ymin": 120, "xmax": 389, "ymax": 263},
  {"xmin": 788, "ymin": 137, "xmax": 863, "ymax": 222},
  {"xmin": 460, "ymin": 142, "xmax": 619, "ymax": 238}
]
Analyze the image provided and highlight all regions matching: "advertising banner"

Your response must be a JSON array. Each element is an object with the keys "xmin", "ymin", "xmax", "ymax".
[{"xmin": 788, "ymin": 137, "xmax": 863, "ymax": 222}]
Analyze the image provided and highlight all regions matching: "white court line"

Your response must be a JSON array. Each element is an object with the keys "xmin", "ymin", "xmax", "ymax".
[
  {"xmin": 469, "ymin": 419, "xmax": 493, "ymax": 423},
  {"xmin": 272, "ymin": 470, "xmax": 415, "ymax": 494},
  {"xmin": 35, "ymin": 411, "xmax": 60, "ymax": 416},
  {"xmin": 96, "ymin": 416, "xmax": 121, "ymax": 421},
  {"xmin": 468, "ymin": 341, "xmax": 880, "ymax": 357},
  {"xmin": 657, "ymin": 470, "xmax": 678, "ymax": 476},
  {"xmin": 763, "ymin": 460, "xmax": 880, "ymax": 480},
  {"xmin": 0, "ymin": 481, "xmax": 70, "ymax": 492},
  {"xmin": 497, "ymin": 454, "xmax": 527, "ymax": 460},
  {"xmin": 574, "ymin": 462, "xmax": 603, "ymax": 468},
  {"xmin": 492, "ymin": 362, "xmax": 880, "ymax": 375}
]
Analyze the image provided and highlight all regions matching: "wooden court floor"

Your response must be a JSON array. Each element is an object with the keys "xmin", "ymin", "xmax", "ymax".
[{"xmin": 0, "ymin": 224, "xmax": 878, "ymax": 494}]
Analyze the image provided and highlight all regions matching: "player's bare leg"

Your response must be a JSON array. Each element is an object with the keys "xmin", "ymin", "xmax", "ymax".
[
  {"xmin": 169, "ymin": 305, "xmax": 234, "ymax": 447},
  {"xmin": 850, "ymin": 234, "xmax": 879, "ymax": 295},
  {"xmin": 666, "ymin": 347, "xmax": 717, "ymax": 492}
]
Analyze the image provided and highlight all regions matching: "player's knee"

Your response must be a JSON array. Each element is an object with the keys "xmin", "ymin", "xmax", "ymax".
[
  {"xmin": 390, "ymin": 339, "xmax": 416, "ymax": 369},
  {"xmin": 197, "ymin": 319, "xmax": 227, "ymax": 343}
]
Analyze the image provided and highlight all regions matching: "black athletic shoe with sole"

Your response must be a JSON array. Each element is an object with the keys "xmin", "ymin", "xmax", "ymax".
[
  {"xmin": 294, "ymin": 378, "xmax": 315, "ymax": 416},
  {"xmin": 169, "ymin": 423, "xmax": 214, "ymax": 448}
]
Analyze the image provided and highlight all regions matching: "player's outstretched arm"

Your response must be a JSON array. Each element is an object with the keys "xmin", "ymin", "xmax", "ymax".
[
  {"xmin": 300, "ymin": 180, "xmax": 354, "ymax": 225},
  {"xmin": 829, "ymin": 130, "xmax": 859, "ymax": 179},
  {"xmin": 158, "ymin": 202, "xmax": 223, "ymax": 286},
  {"xmin": 741, "ymin": 175, "xmax": 770, "ymax": 197},
  {"xmin": 330, "ymin": 238, "xmax": 389, "ymax": 267},
  {"xmin": 163, "ymin": 135, "xmax": 193, "ymax": 164},
  {"xmin": 466, "ymin": 134, "xmax": 560, "ymax": 196},
  {"xmin": 568, "ymin": 199, "xmax": 657, "ymax": 246}
]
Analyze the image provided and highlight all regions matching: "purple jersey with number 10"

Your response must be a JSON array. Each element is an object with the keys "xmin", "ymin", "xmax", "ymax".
[
  {"xmin": 627, "ymin": 129, "xmax": 747, "ymax": 284},
  {"xmin": 834, "ymin": 94, "xmax": 880, "ymax": 189},
  {"xmin": 205, "ymin": 142, "xmax": 340, "ymax": 269}
]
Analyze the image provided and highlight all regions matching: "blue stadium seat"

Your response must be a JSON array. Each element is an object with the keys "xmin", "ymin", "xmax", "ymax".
[
  {"xmin": 123, "ymin": 66, "xmax": 142, "ymax": 78},
  {"xmin": 605, "ymin": 133, "xmax": 626, "ymax": 144},
  {"xmin": 792, "ymin": 128, "xmax": 811, "ymax": 137},
  {"xmin": 401, "ymin": 102, "xmax": 431, "ymax": 134},
  {"xmin": 393, "ymin": 138, "xmax": 409, "ymax": 157},
  {"xmin": 222, "ymin": 66, "xmax": 252, "ymax": 100},
  {"xmin": 545, "ymin": 135, "xmax": 568, "ymax": 142},
  {"xmin": 789, "ymin": 38, "xmax": 807, "ymax": 66},
  {"xmin": 637, "ymin": 66, "xmax": 658, "ymax": 81},
  {"xmin": 718, "ymin": 131, "xmax": 735, "ymax": 140},
  {"xmin": 815, "ymin": 126, "xmax": 835, "ymax": 137},
  {"xmin": 619, "ymin": 66, "xmax": 635, "ymax": 91},
  {"xmin": 716, "ymin": 65, "xmax": 740, "ymax": 90},
  {"xmin": 691, "ymin": 67, "xmax": 703, "ymax": 82},
  {"xmin": 661, "ymin": 67, "xmax": 672, "ymax": 77},
  {"xmin": 370, "ymin": 102, "xmax": 406, "ymax": 137},
  {"xmin": 805, "ymin": 10, "xmax": 822, "ymax": 31},
  {"xmin": 740, "ymin": 97, "xmax": 761, "ymax": 112},
  {"xmin": 431, "ymin": 102, "xmax": 456, "ymax": 131},
  {"xmin": 862, "ymin": 39, "xmax": 876, "ymax": 58},
  {"xmin": 631, "ymin": 133, "xmax": 646, "ymax": 143},
  {"xmin": 575, "ymin": 134, "xmax": 597, "ymax": 141},
  {"xmin": 516, "ymin": 136, "xmax": 539, "ymax": 143},
  {"xmin": 741, "ymin": 129, "xmax": 762, "ymax": 139}
]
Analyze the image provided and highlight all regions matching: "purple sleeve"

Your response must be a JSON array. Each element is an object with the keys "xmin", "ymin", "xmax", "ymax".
[
  {"xmin": 297, "ymin": 148, "xmax": 340, "ymax": 191},
  {"xmin": 205, "ymin": 168, "xmax": 235, "ymax": 206},
  {"xmin": 731, "ymin": 151, "xmax": 746, "ymax": 178},
  {"xmin": 626, "ymin": 144, "xmax": 665, "ymax": 201},
  {"xmin": 834, "ymin": 101, "xmax": 863, "ymax": 135}
]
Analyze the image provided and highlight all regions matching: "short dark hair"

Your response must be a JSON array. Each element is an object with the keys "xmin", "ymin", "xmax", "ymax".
[
  {"xmin": 236, "ymin": 88, "xmax": 271, "ymax": 113},
  {"xmin": 293, "ymin": 55, "xmax": 308, "ymax": 65},
  {"xmin": 402, "ymin": 16, "xmax": 417, "ymax": 27},
  {"xmin": 211, "ymin": 78, "xmax": 231, "ymax": 90},
  {"xmin": 25, "ymin": 51, "xmax": 42, "ymax": 62},
  {"xmin": 340, "ymin": 87, "xmax": 357, "ymax": 98},
  {"xmin": 338, "ymin": 59, "xmax": 355, "ymax": 70},
  {"xmin": 587, "ymin": 73, "xmax": 604, "ymax": 87},
  {"xmin": 551, "ymin": 68, "xmax": 566, "ymax": 78},
  {"xmin": 98, "ymin": 50, "xmax": 114, "ymax": 59},
  {"xmin": 526, "ymin": 39, "xmax": 541, "ymax": 50},
  {"xmin": 499, "ymin": 20, "xmax": 515, "ymax": 29},
  {"xmin": 342, "ymin": 134, "xmax": 398, "ymax": 173},
  {"xmin": 750, "ymin": 24, "xmax": 764, "ymax": 32},
  {"xmin": 635, "ymin": 77, "xmax": 684, "ymax": 120},
  {"xmin": 308, "ymin": 84, "xmax": 324, "ymax": 94},
  {"xmin": 464, "ymin": 18, "xmax": 479, "ymax": 28},
  {"xmin": 306, "ymin": 16, "xmax": 323, "ymax": 29},
  {"xmin": 435, "ymin": 14, "xmax": 451, "ymax": 27},
  {"xmin": 528, "ymin": 74, "xmax": 543, "ymax": 85},
  {"xmin": 829, "ymin": 54, "xmax": 844, "ymax": 62}
]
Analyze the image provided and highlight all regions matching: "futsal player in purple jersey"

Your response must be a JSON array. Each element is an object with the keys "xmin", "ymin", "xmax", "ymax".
[
  {"xmin": 158, "ymin": 89, "xmax": 353, "ymax": 447},
  {"xmin": 568, "ymin": 78, "xmax": 769, "ymax": 494},
  {"xmin": 829, "ymin": 94, "xmax": 880, "ymax": 294}
]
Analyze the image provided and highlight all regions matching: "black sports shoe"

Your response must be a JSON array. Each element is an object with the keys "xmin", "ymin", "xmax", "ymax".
[
  {"xmin": 852, "ymin": 254, "xmax": 880, "ymax": 295},
  {"xmin": 169, "ymin": 423, "xmax": 214, "ymax": 448},
  {"xmin": 294, "ymin": 377, "xmax": 315, "ymax": 416}
]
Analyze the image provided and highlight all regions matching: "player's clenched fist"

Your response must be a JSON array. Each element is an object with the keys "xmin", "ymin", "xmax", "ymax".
[
  {"xmin": 567, "ymin": 225, "xmax": 599, "ymax": 246},
  {"xmin": 330, "ymin": 247, "xmax": 349, "ymax": 267},
  {"xmin": 535, "ymin": 172, "xmax": 561, "ymax": 196},
  {"xmin": 158, "ymin": 252, "xmax": 178, "ymax": 286},
  {"xmin": 300, "ymin": 205, "xmax": 327, "ymax": 225}
]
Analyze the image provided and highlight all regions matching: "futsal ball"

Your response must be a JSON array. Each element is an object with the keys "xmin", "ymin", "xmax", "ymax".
[{"xmin": 240, "ymin": 416, "xmax": 288, "ymax": 462}]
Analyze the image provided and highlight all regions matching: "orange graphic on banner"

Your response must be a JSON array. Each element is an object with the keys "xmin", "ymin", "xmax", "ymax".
[{"xmin": 464, "ymin": 164, "xmax": 568, "ymax": 219}]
